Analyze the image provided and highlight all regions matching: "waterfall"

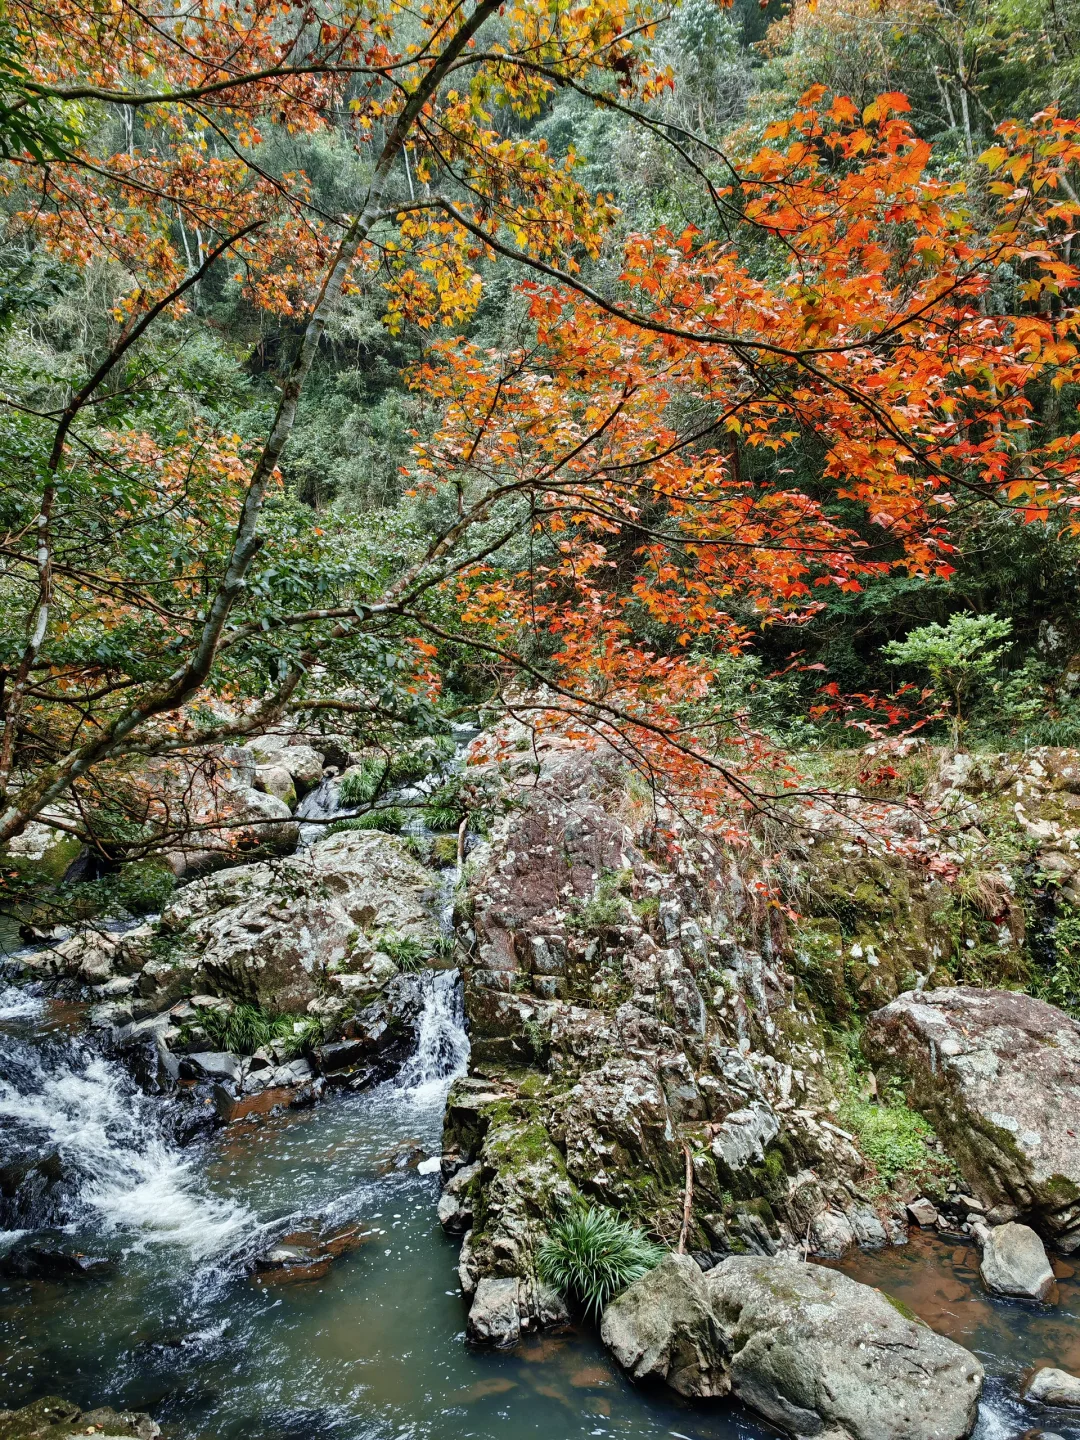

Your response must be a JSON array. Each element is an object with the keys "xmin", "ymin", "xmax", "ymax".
[
  {"xmin": 295, "ymin": 775, "xmax": 347, "ymax": 847},
  {"xmin": 0, "ymin": 1025, "xmax": 251, "ymax": 1258},
  {"xmin": 0, "ymin": 983, "xmax": 45, "ymax": 1022},
  {"xmin": 394, "ymin": 969, "xmax": 469, "ymax": 1104}
]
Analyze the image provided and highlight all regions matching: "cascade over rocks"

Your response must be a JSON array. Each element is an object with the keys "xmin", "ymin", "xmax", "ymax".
[{"xmin": 864, "ymin": 988, "xmax": 1080, "ymax": 1250}]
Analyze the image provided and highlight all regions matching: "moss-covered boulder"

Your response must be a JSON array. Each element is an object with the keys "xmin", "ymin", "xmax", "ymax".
[{"xmin": 865, "ymin": 986, "xmax": 1080, "ymax": 1250}]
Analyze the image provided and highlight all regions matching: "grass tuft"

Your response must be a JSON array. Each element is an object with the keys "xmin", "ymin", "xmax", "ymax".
[
  {"xmin": 198, "ymin": 1003, "xmax": 323, "ymax": 1058},
  {"xmin": 326, "ymin": 807, "xmax": 404, "ymax": 835},
  {"xmin": 538, "ymin": 1204, "xmax": 665, "ymax": 1321}
]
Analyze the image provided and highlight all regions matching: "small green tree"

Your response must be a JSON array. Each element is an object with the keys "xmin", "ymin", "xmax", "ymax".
[{"xmin": 882, "ymin": 613, "xmax": 1013, "ymax": 747}]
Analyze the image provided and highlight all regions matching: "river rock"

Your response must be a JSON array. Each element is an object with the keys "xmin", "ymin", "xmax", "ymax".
[
  {"xmin": 975, "ymin": 1221, "xmax": 1055, "ymax": 1300},
  {"xmin": 467, "ymin": 1276, "xmax": 523, "ymax": 1346},
  {"xmin": 0, "ymin": 1396, "xmax": 159, "ymax": 1439},
  {"xmin": 438, "ymin": 1160, "xmax": 480, "ymax": 1233},
  {"xmin": 247, "ymin": 737, "xmax": 324, "ymax": 797},
  {"xmin": 254, "ymin": 764, "xmax": 297, "ymax": 809},
  {"xmin": 1026, "ymin": 1367, "xmax": 1080, "ymax": 1407},
  {"xmin": 600, "ymin": 1252, "xmax": 731, "ymax": 1398},
  {"xmin": 138, "ymin": 828, "xmax": 440, "ymax": 1010},
  {"xmin": 253, "ymin": 1219, "xmax": 367, "ymax": 1283},
  {"xmin": 705, "ymin": 1255, "xmax": 984, "ymax": 1440},
  {"xmin": 907, "ymin": 1196, "xmax": 939, "ymax": 1227},
  {"xmin": 865, "ymin": 987, "xmax": 1080, "ymax": 1251},
  {"xmin": 0, "ymin": 1232, "xmax": 114, "ymax": 1280},
  {"xmin": 0, "ymin": 1152, "xmax": 76, "ymax": 1230}
]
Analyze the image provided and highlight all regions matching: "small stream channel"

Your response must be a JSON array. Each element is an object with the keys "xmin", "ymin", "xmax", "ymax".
[{"xmin": 1, "ymin": 982, "xmax": 1078, "ymax": 1439}]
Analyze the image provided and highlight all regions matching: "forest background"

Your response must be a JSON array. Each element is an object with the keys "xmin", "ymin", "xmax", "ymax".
[{"xmin": 2, "ymin": 0, "xmax": 1080, "ymax": 894}]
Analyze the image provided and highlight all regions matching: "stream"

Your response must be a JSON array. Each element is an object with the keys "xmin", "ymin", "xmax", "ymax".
[{"xmin": 1, "ymin": 976, "xmax": 1078, "ymax": 1439}]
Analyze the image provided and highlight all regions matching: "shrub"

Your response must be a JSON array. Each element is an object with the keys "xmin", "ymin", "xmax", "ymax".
[
  {"xmin": 199, "ymin": 1003, "xmax": 322, "ymax": 1058},
  {"xmin": 376, "ymin": 931, "xmax": 429, "ymax": 971},
  {"xmin": 882, "ymin": 612, "xmax": 1012, "ymax": 746},
  {"xmin": 326, "ymin": 807, "xmax": 404, "ymax": 835},
  {"xmin": 538, "ymin": 1204, "xmax": 665, "ymax": 1320}
]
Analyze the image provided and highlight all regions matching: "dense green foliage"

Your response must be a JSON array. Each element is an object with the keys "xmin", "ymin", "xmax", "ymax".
[
  {"xmin": 538, "ymin": 1205, "xmax": 666, "ymax": 1319},
  {"xmin": 198, "ymin": 1004, "xmax": 323, "ymax": 1058}
]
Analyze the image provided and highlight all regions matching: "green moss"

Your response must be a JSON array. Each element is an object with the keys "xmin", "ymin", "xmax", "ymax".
[
  {"xmin": 880, "ymin": 1290, "xmax": 919, "ymax": 1323},
  {"xmin": 839, "ymin": 1079, "xmax": 956, "ymax": 1194}
]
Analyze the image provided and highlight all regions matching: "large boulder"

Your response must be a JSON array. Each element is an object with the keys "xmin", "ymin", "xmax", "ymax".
[
  {"xmin": 248, "ymin": 737, "xmax": 325, "ymax": 800},
  {"xmin": 600, "ymin": 1252, "xmax": 731, "ymax": 1398},
  {"xmin": 705, "ymin": 1256, "xmax": 984, "ymax": 1440},
  {"xmin": 126, "ymin": 829, "xmax": 440, "ymax": 1011},
  {"xmin": 975, "ymin": 1220, "xmax": 1055, "ymax": 1301},
  {"xmin": 864, "ymin": 988, "xmax": 1080, "ymax": 1250}
]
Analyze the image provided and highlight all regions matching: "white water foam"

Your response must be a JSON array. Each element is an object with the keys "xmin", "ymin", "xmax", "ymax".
[
  {"xmin": 0, "ymin": 1045, "xmax": 251, "ymax": 1258},
  {"xmin": 0, "ymin": 984, "xmax": 45, "ymax": 1022},
  {"xmin": 395, "ymin": 969, "xmax": 469, "ymax": 1106}
]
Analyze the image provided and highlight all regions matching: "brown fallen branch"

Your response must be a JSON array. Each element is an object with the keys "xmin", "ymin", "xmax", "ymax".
[{"xmin": 678, "ymin": 1142, "xmax": 694, "ymax": 1254}]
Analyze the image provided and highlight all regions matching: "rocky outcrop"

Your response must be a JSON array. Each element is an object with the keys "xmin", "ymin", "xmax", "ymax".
[
  {"xmin": 864, "ymin": 987, "xmax": 1080, "ymax": 1250},
  {"xmin": 705, "ymin": 1255, "xmax": 984, "ymax": 1440},
  {"xmin": 117, "ymin": 828, "xmax": 441, "ymax": 1012},
  {"xmin": 974, "ymin": 1220, "xmax": 1055, "ymax": 1300},
  {"xmin": 599, "ymin": 1252, "xmax": 730, "ymax": 1398},
  {"xmin": 442, "ymin": 738, "xmax": 909, "ymax": 1328},
  {"xmin": 0, "ymin": 1397, "xmax": 158, "ymax": 1440}
]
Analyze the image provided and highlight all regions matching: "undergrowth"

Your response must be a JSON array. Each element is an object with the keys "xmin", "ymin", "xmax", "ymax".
[
  {"xmin": 838, "ymin": 1073, "xmax": 956, "ymax": 1194},
  {"xmin": 199, "ymin": 1003, "xmax": 323, "ymax": 1058},
  {"xmin": 326, "ymin": 808, "xmax": 405, "ymax": 835},
  {"xmin": 538, "ymin": 1204, "xmax": 664, "ymax": 1320}
]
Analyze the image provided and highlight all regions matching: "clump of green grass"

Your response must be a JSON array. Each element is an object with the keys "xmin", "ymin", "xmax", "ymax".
[
  {"xmin": 326, "ymin": 807, "xmax": 404, "ymax": 835},
  {"xmin": 199, "ymin": 1003, "xmax": 323, "ymax": 1058},
  {"xmin": 375, "ymin": 931, "xmax": 429, "ymax": 971},
  {"xmin": 538, "ymin": 1205, "xmax": 665, "ymax": 1320},
  {"xmin": 337, "ymin": 760, "xmax": 388, "ymax": 808}
]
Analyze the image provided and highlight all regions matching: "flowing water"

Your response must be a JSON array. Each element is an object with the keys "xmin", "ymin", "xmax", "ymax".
[{"xmin": 2, "ymin": 976, "xmax": 1078, "ymax": 1439}]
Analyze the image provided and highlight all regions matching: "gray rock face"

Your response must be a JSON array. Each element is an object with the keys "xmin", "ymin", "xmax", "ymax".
[
  {"xmin": 438, "ymin": 1160, "xmax": 480, "ymax": 1234},
  {"xmin": 138, "ymin": 828, "xmax": 439, "ymax": 1010},
  {"xmin": 467, "ymin": 1277, "xmax": 523, "ymax": 1346},
  {"xmin": 975, "ymin": 1221, "xmax": 1055, "ymax": 1301},
  {"xmin": 865, "ymin": 987, "xmax": 1080, "ymax": 1251},
  {"xmin": 1026, "ymin": 1366, "xmax": 1080, "ymax": 1407},
  {"xmin": 600, "ymin": 1253, "xmax": 731, "ymax": 1398},
  {"xmin": 705, "ymin": 1255, "xmax": 984, "ymax": 1440}
]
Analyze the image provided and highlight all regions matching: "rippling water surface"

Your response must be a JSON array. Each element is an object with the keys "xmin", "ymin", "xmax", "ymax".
[{"xmin": 1, "ymin": 978, "xmax": 1077, "ymax": 1440}]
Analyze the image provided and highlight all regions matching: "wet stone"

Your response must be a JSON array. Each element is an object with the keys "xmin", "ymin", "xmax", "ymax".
[
  {"xmin": 0, "ymin": 1233, "xmax": 115, "ymax": 1281},
  {"xmin": 252, "ymin": 1220, "xmax": 369, "ymax": 1285}
]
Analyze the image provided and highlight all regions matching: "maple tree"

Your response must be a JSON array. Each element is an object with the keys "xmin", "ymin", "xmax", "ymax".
[
  {"xmin": 0, "ymin": 0, "xmax": 671, "ymax": 849},
  {"xmin": 1, "ymin": 0, "xmax": 1080, "ymax": 862},
  {"xmin": 398, "ymin": 92, "xmax": 1080, "ymax": 818}
]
